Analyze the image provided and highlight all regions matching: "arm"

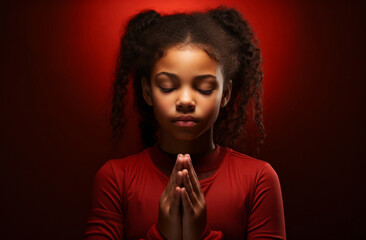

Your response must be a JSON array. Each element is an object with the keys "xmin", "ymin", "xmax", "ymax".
[
  {"xmin": 247, "ymin": 163, "xmax": 286, "ymax": 240},
  {"xmin": 83, "ymin": 161, "xmax": 165, "ymax": 240}
]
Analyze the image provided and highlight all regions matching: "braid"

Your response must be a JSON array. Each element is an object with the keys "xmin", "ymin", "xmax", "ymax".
[
  {"xmin": 208, "ymin": 6, "xmax": 265, "ymax": 155},
  {"xmin": 111, "ymin": 10, "xmax": 161, "ymax": 144}
]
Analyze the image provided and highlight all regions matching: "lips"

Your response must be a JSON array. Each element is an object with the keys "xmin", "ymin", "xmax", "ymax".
[
  {"xmin": 173, "ymin": 115, "xmax": 198, "ymax": 127},
  {"xmin": 173, "ymin": 115, "xmax": 199, "ymax": 122}
]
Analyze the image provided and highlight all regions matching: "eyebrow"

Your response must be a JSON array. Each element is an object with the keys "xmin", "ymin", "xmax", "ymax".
[{"xmin": 155, "ymin": 72, "xmax": 217, "ymax": 81}]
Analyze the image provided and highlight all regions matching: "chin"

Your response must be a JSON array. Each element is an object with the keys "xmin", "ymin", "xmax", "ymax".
[
  {"xmin": 174, "ymin": 135, "xmax": 199, "ymax": 141},
  {"xmin": 169, "ymin": 129, "xmax": 207, "ymax": 142}
]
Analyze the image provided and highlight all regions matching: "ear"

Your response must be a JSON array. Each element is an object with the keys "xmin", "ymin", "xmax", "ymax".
[
  {"xmin": 141, "ymin": 77, "xmax": 153, "ymax": 106},
  {"xmin": 221, "ymin": 80, "xmax": 232, "ymax": 108}
]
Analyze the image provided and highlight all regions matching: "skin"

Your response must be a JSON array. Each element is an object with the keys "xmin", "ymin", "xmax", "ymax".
[{"xmin": 142, "ymin": 44, "xmax": 232, "ymax": 240}]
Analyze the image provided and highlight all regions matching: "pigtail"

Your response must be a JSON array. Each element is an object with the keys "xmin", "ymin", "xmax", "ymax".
[
  {"xmin": 208, "ymin": 6, "xmax": 265, "ymax": 155},
  {"xmin": 111, "ymin": 10, "xmax": 161, "ymax": 144}
]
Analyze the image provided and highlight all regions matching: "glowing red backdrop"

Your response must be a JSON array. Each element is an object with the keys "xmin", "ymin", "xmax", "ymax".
[{"xmin": 1, "ymin": 0, "xmax": 365, "ymax": 239}]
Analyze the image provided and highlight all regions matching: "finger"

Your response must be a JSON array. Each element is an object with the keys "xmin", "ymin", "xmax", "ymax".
[
  {"xmin": 182, "ymin": 169, "xmax": 198, "ymax": 205},
  {"xmin": 168, "ymin": 154, "xmax": 184, "ymax": 187},
  {"xmin": 176, "ymin": 170, "xmax": 183, "ymax": 187},
  {"xmin": 163, "ymin": 155, "xmax": 183, "ymax": 207},
  {"xmin": 181, "ymin": 187, "xmax": 194, "ymax": 215},
  {"xmin": 184, "ymin": 154, "xmax": 201, "ymax": 195},
  {"xmin": 170, "ymin": 186, "xmax": 181, "ymax": 214},
  {"xmin": 170, "ymin": 154, "xmax": 184, "ymax": 177}
]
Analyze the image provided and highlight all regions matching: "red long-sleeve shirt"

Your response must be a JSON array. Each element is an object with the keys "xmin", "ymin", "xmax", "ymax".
[{"xmin": 84, "ymin": 144, "xmax": 286, "ymax": 239}]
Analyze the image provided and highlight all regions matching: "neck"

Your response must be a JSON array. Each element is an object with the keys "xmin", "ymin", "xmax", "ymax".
[{"xmin": 158, "ymin": 127, "xmax": 215, "ymax": 156}]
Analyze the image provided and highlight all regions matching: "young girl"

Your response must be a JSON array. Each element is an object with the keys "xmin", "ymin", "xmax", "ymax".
[{"xmin": 84, "ymin": 6, "xmax": 286, "ymax": 240}]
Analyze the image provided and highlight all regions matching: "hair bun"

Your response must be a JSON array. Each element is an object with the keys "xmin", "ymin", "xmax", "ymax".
[
  {"xmin": 208, "ymin": 6, "xmax": 250, "ymax": 42},
  {"xmin": 125, "ymin": 10, "xmax": 161, "ymax": 41}
]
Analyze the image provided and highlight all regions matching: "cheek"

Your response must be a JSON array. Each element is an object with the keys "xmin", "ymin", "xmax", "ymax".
[
  {"xmin": 199, "ymin": 94, "xmax": 222, "ymax": 121},
  {"xmin": 151, "ymin": 91, "xmax": 174, "ymax": 121}
]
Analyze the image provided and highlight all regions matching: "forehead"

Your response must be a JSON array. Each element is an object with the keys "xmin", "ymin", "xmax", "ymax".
[{"xmin": 151, "ymin": 45, "xmax": 220, "ymax": 78}]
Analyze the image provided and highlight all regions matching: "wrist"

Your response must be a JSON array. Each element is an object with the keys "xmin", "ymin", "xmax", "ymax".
[
  {"xmin": 147, "ymin": 223, "xmax": 167, "ymax": 240},
  {"xmin": 155, "ymin": 223, "xmax": 168, "ymax": 239}
]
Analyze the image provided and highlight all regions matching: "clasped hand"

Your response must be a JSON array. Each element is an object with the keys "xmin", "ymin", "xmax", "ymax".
[{"xmin": 157, "ymin": 154, "xmax": 207, "ymax": 240}]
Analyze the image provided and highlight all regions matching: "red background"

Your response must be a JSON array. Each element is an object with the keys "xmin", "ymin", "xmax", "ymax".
[{"xmin": 1, "ymin": 0, "xmax": 365, "ymax": 239}]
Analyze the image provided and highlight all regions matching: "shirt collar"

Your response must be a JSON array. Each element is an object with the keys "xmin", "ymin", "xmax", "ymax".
[{"xmin": 148, "ymin": 143, "xmax": 225, "ymax": 173}]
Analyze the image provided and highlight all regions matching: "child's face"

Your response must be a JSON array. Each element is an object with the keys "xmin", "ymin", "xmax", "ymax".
[{"xmin": 142, "ymin": 44, "xmax": 231, "ymax": 141}]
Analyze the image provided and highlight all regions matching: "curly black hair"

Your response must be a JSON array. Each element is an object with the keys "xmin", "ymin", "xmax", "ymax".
[{"xmin": 110, "ymin": 6, "xmax": 265, "ymax": 155}]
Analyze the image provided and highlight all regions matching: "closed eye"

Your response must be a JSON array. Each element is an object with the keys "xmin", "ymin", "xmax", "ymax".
[
  {"xmin": 159, "ymin": 87, "xmax": 175, "ymax": 93},
  {"xmin": 198, "ymin": 89, "xmax": 213, "ymax": 95}
]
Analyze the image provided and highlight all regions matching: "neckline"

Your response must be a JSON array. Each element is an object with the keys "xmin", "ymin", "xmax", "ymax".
[{"xmin": 147, "ymin": 143, "xmax": 230, "ymax": 184}]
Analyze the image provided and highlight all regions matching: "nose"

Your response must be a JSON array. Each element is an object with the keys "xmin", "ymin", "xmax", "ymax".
[{"xmin": 176, "ymin": 87, "xmax": 195, "ymax": 113}]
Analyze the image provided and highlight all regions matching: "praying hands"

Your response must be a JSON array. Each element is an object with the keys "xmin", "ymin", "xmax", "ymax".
[{"xmin": 157, "ymin": 154, "xmax": 207, "ymax": 240}]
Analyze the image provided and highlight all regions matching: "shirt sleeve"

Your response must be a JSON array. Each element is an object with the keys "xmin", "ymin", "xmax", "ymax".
[
  {"xmin": 199, "ymin": 223, "xmax": 224, "ymax": 239},
  {"xmin": 84, "ymin": 161, "xmax": 165, "ymax": 240},
  {"xmin": 246, "ymin": 163, "xmax": 286, "ymax": 240}
]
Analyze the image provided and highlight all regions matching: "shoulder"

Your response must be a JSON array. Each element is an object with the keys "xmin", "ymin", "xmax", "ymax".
[
  {"xmin": 223, "ymin": 147, "xmax": 279, "ymax": 184},
  {"xmin": 95, "ymin": 148, "xmax": 151, "ymax": 181},
  {"xmin": 224, "ymin": 147, "xmax": 269, "ymax": 172}
]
